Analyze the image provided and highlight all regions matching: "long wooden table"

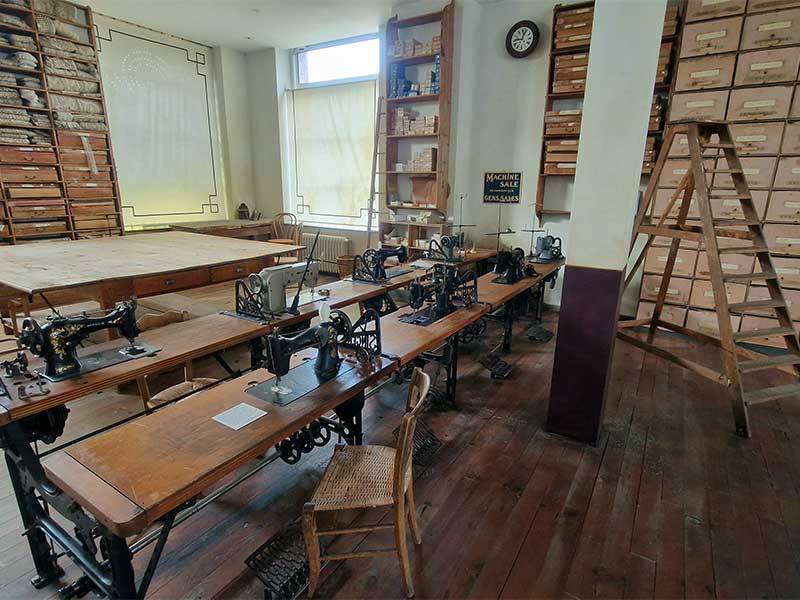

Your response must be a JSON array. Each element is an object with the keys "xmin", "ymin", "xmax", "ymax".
[{"xmin": 170, "ymin": 219, "xmax": 274, "ymax": 239}]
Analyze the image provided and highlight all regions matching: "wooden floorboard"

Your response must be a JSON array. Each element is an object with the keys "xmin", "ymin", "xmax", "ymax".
[{"xmin": 2, "ymin": 283, "xmax": 800, "ymax": 598}]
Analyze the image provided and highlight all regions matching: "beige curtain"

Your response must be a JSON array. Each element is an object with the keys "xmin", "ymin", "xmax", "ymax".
[{"xmin": 289, "ymin": 80, "xmax": 376, "ymax": 229}]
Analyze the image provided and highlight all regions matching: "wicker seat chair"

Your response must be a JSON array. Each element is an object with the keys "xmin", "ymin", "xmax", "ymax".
[
  {"xmin": 271, "ymin": 212, "xmax": 303, "ymax": 264},
  {"xmin": 302, "ymin": 367, "xmax": 431, "ymax": 598}
]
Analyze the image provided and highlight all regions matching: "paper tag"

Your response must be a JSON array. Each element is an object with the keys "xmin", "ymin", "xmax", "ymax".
[
  {"xmin": 777, "ymin": 267, "xmax": 800, "ymax": 275},
  {"xmin": 556, "ymin": 163, "xmax": 576, "ymax": 169},
  {"xmin": 213, "ymin": 403, "xmax": 267, "ymax": 430},
  {"xmin": 758, "ymin": 20, "xmax": 792, "ymax": 32},
  {"xmin": 751, "ymin": 61, "xmax": 783, "ymax": 70},
  {"xmin": 785, "ymin": 201, "xmax": 800, "ymax": 208},
  {"xmin": 571, "ymin": 66, "xmax": 586, "ymax": 72},
  {"xmin": 21, "ymin": 166, "xmax": 36, "ymax": 170},
  {"xmin": 696, "ymin": 30, "xmax": 726, "ymax": 41},
  {"xmin": 736, "ymin": 134, "xmax": 767, "ymax": 143},
  {"xmin": 560, "ymin": 140, "xmax": 578, "ymax": 146},
  {"xmin": 722, "ymin": 263, "xmax": 739, "ymax": 270},
  {"xmin": 743, "ymin": 99, "xmax": 776, "ymax": 108},
  {"xmin": 686, "ymin": 100, "xmax": 715, "ymax": 108},
  {"xmin": 743, "ymin": 168, "xmax": 760, "ymax": 175},
  {"xmin": 702, "ymin": 0, "xmax": 728, "ymax": 5},
  {"xmin": 658, "ymin": 256, "xmax": 684, "ymax": 263},
  {"xmin": 568, "ymin": 34, "xmax": 591, "ymax": 41},
  {"xmin": 776, "ymin": 237, "xmax": 800, "ymax": 244},
  {"xmin": 558, "ymin": 109, "xmax": 581, "ymax": 115},
  {"xmin": 680, "ymin": 138, "xmax": 689, "ymax": 145},
  {"xmin": 723, "ymin": 199, "xmax": 741, "ymax": 207},
  {"xmin": 673, "ymin": 168, "xmax": 688, "ymax": 175},
  {"xmin": 691, "ymin": 69, "xmax": 721, "ymax": 79},
  {"xmin": 792, "ymin": 167, "xmax": 800, "ymax": 174},
  {"xmin": 654, "ymin": 286, "xmax": 679, "ymax": 295},
  {"xmin": 704, "ymin": 291, "xmax": 715, "ymax": 297}
]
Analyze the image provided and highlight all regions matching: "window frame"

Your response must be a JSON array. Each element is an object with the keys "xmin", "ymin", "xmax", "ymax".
[{"xmin": 292, "ymin": 33, "xmax": 380, "ymax": 90}]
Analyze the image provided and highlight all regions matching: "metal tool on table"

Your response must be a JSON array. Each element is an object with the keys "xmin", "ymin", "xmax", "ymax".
[
  {"xmin": 18, "ymin": 299, "xmax": 159, "ymax": 382},
  {"xmin": 533, "ymin": 234, "xmax": 563, "ymax": 263},
  {"xmin": 352, "ymin": 244, "xmax": 410, "ymax": 283},
  {"xmin": 426, "ymin": 234, "xmax": 464, "ymax": 263},
  {"xmin": 400, "ymin": 263, "xmax": 478, "ymax": 327}
]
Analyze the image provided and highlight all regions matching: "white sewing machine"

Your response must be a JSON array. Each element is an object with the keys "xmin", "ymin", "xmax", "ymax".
[{"xmin": 247, "ymin": 261, "xmax": 323, "ymax": 314}]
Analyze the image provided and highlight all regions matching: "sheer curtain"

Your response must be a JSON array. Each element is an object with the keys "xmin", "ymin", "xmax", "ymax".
[{"xmin": 288, "ymin": 80, "xmax": 376, "ymax": 229}]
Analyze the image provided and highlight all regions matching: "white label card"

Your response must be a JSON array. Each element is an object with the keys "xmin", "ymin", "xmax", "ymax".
[
  {"xmin": 776, "ymin": 237, "xmax": 800, "ymax": 244},
  {"xmin": 777, "ymin": 267, "xmax": 800, "ymax": 275},
  {"xmin": 736, "ymin": 135, "xmax": 767, "ymax": 142},
  {"xmin": 696, "ymin": 30, "xmax": 727, "ymax": 42},
  {"xmin": 758, "ymin": 21, "xmax": 792, "ymax": 32},
  {"xmin": 743, "ymin": 99, "xmax": 776, "ymax": 108},
  {"xmin": 785, "ymin": 201, "xmax": 800, "ymax": 208},
  {"xmin": 213, "ymin": 403, "xmax": 267, "ymax": 431},
  {"xmin": 691, "ymin": 69, "xmax": 721, "ymax": 79},
  {"xmin": 750, "ymin": 61, "xmax": 783, "ymax": 70},
  {"xmin": 686, "ymin": 100, "xmax": 715, "ymax": 108}
]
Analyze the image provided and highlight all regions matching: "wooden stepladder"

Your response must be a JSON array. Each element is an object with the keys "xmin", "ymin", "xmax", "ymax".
[{"xmin": 620, "ymin": 120, "xmax": 800, "ymax": 438}]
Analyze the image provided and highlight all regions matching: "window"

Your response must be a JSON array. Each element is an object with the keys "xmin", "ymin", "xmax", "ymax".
[{"xmin": 296, "ymin": 35, "xmax": 379, "ymax": 87}]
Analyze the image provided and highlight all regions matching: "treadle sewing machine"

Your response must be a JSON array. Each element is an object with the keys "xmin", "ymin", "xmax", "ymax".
[
  {"xmin": 400, "ymin": 263, "xmax": 478, "ymax": 327},
  {"xmin": 232, "ymin": 260, "xmax": 327, "ymax": 321},
  {"xmin": 426, "ymin": 233, "xmax": 465, "ymax": 263},
  {"xmin": 492, "ymin": 247, "xmax": 539, "ymax": 285},
  {"xmin": 17, "ymin": 300, "xmax": 160, "ymax": 382},
  {"xmin": 351, "ymin": 245, "xmax": 411, "ymax": 283},
  {"xmin": 531, "ymin": 234, "xmax": 563, "ymax": 263}
]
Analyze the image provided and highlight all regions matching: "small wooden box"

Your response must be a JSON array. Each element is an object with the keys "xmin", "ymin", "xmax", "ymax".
[
  {"xmin": 741, "ymin": 8, "xmax": 800, "ymax": 49},
  {"xmin": 690, "ymin": 279, "xmax": 747, "ymax": 309},
  {"xmin": 0, "ymin": 147, "xmax": 57, "ymax": 165},
  {"xmin": 769, "ymin": 256, "xmax": 800, "ymax": 288},
  {"xmin": 686, "ymin": 309, "xmax": 741, "ymax": 339},
  {"xmin": 6, "ymin": 185, "xmax": 62, "ymax": 199},
  {"xmin": 727, "ymin": 85, "xmax": 793, "ymax": 120},
  {"xmin": 60, "ymin": 150, "xmax": 110, "ymax": 166},
  {"xmin": 644, "ymin": 247, "xmax": 698, "ymax": 277},
  {"xmin": 57, "ymin": 131, "xmax": 108, "ymax": 150},
  {"xmin": 73, "ymin": 216, "xmax": 120, "ymax": 231},
  {"xmin": 675, "ymin": 54, "xmax": 736, "ymax": 91},
  {"xmin": 62, "ymin": 167, "xmax": 113, "ymax": 183},
  {"xmin": 713, "ymin": 156, "xmax": 777, "ymax": 189},
  {"xmin": 775, "ymin": 157, "xmax": 800, "ymax": 188},
  {"xmin": 685, "ymin": 0, "xmax": 746, "ymax": 22},
  {"xmin": 782, "ymin": 121, "xmax": 800, "ymax": 154},
  {"xmin": 636, "ymin": 301, "xmax": 687, "ymax": 327},
  {"xmin": 669, "ymin": 90, "xmax": 728, "ymax": 121},
  {"xmin": 0, "ymin": 166, "xmax": 59, "ymax": 183},
  {"xmin": 9, "ymin": 200, "xmax": 66, "ymax": 220},
  {"xmin": 766, "ymin": 190, "xmax": 800, "ymax": 222},
  {"xmin": 680, "ymin": 17, "xmax": 743, "ymax": 57},
  {"xmin": 764, "ymin": 223, "xmax": 800, "ymax": 255},
  {"xmin": 13, "ymin": 220, "xmax": 68, "ymax": 236},
  {"xmin": 66, "ymin": 183, "xmax": 115, "ymax": 199},
  {"xmin": 729, "ymin": 122, "xmax": 785, "ymax": 155},
  {"xmin": 733, "ymin": 47, "xmax": 800, "ymax": 86},
  {"xmin": 747, "ymin": 0, "xmax": 800, "ymax": 12},
  {"xmin": 411, "ymin": 177, "xmax": 437, "ymax": 205},
  {"xmin": 71, "ymin": 201, "xmax": 117, "ymax": 217}
]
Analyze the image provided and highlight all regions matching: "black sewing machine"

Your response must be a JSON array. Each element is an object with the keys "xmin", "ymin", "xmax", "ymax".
[
  {"xmin": 400, "ymin": 263, "xmax": 478, "ymax": 327},
  {"xmin": 426, "ymin": 234, "xmax": 464, "ymax": 263},
  {"xmin": 246, "ymin": 305, "xmax": 382, "ymax": 407},
  {"xmin": 352, "ymin": 245, "xmax": 411, "ymax": 284},
  {"xmin": 493, "ymin": 247, "xmax": 532, "ymax": 284},
  {"xmin": 18, "ymin": 300, "xmax": 160, "ymax": 382}
]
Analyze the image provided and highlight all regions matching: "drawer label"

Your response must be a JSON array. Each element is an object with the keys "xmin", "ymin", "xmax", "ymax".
[
  {"xmin": 696, "ymin": 30, "xmax": 727, "ymax": 42},
  {"xmin": 658, "ymin": 256, "xmax": 684, "ymax": 263},
  {"xmin": 567, "ymin": 34, "xmax": 591, "ymax": 41},
  {"xmin": 784, "ymin": 201, "xmax": 800, "ymax": 208},
  {"xmin": 702, "ymin": 0, "xmax": 729, "ymax": 5},
  {"xmin": 736, "ymin": 134, "xmax": 767, "ymax": 142},
  {"xmin": 750, "ymin": 60, "xmax": 783, "ymax": 70},
  {"xmin": 758, "ymin": 21, "xmax": 792, "ymax": 32},
  {"xmin": 654, "ymin": 286, "xmax": 679, "ymax": 295},
  {"xmin": 776, "ymin": 237, "xmax": 800, "ymax": 244},
  {"xmin": 557, "ymin": 109, "xmax": 581, "ymax": 115},
  {"xmin": 691, "ymin": 68, "xmax": 721, "ymax": 78},
  {"xmin": 723, "ymin": 199, "xmax": 741, "ymax": 207},
  {"xmin": 556, "ymin": 163, "xmax": 576, "ymax": 169},
  {"xmin": 777, "ymin": 267, "xmax": 800, "ymax": 275},
  {"xmin": 704, "ymin": 291, "xmax": 715, "ymax": 298},
  {"xmin": 743, "ymin": 99, "xmax": 777, "ymax": 108},
  {"xmin": 686, "ymin": 100, "xmax": 716, "ymax": 108},
  {"xmin": 673, "ymin": 168, "xmax": 688, "ymax": 175},
  {"xmin": 793, "ymin": 168, "xmax": 800, "ymax": 174},
  {"xmin": 743, "ymin": 168, "xmax": 760, "ymax": 175},
  {"xmin": 570, "ymin": 66, "xmax": 586, "ymax": 72},
  {"xmin": 721, "ymin": 263, "xmax": 739, "ymax": 270}
]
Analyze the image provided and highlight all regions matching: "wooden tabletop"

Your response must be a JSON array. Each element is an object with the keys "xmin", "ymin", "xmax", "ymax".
[
  {"xmin": 170, "ymin": 219, "xmax": 274, "ymax": 237},
  {"xmin": 476, "ymin": 259, "xmax": 564, "ymax": 311},
  {"xmin": 43, "ymin": 352, "xmax": 398, "ymax": 537},
  {"xmin": 0, "ymin": 232, "xmax": 303, "ymax": 295},
  {"xmin": 409, "ymin": 247, "xmax": 497, "ymax": 269}
]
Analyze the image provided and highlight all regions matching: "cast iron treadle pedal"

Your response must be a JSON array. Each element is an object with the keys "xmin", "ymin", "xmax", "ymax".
[
  {"xmin": 479, "ymin": 352, "xmax": 513, "ymax": 379},
  {"xmin": 526, "ymin": 324, "xmax": 554, "ymax": 342},
  {"xmin": 246, "ymin": 522, "xmax": 319, "ymax": 600},
  {"xmin": 392, "ymin": 420, "xmax": 442, "ymax": 466}
]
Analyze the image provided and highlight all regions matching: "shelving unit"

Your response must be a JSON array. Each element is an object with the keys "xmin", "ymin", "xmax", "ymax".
[
  {"xmin": 0, "ymin": 0, "xmax": 122, "ymax": 246},
  {"xmin": 533, "ymin": 1, "xmax": 681, "ymax": 223},
  {"xmin": 637, "ymin": 0, "xmax": 800, "ymax": 346},
  {"xmin": 379, "ymin": 3, "xmax": 453, "ymax": 256}
]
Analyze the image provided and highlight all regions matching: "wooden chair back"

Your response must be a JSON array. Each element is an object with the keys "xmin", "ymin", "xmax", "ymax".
[
  {"xmin": 393, "ymin": 367, "xmax": 430, "ymax": 499},
  {"xmin": 272, "ymin": 212, "xmax": 302, "ymax": 243}
]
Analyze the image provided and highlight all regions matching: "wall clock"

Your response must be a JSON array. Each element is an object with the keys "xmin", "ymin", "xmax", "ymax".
[{"xmin": 506, "ymin": 20, "xmax": 539, "ymax": 58}]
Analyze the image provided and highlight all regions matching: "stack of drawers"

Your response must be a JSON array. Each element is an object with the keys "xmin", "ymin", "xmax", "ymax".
[
  {"xmin": 640, "ymin": 0, "xmax": 800, "ymax": 343},
  {"xmin": 554, "ymin": 5, "xmax": 593, "ymax": 52},
  {"xmin": 552, "ymin": 51, "xmax": 589, "ymax": 95}
]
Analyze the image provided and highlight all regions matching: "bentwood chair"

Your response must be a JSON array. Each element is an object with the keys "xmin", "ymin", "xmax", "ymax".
[
  {"xmin": 271, "ymin": 212, "xmax": 303, "ymax": 264},
  {"xmin": 302, "ymin": 367, "xmax": 431, "ymax": 598}
]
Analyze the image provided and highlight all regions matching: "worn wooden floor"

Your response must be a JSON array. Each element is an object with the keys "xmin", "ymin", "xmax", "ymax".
[{"xmin": 2, "ymin": 282, "xmax": 800, "ymax": 599}]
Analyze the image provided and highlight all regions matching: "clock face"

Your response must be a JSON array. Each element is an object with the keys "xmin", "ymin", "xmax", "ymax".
[{"xmin": 506, "ymin": 20, "xmax": 540, "ymax": 58}]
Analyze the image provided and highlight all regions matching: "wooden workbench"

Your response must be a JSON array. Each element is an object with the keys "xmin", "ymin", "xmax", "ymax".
[
  {"xmin": 409, "ymin": 247, "xmax": 497, "ymax": 270},
  {"xmin": 476, "ymin": 258, "xmax": 564, "ymax": 311},
  {"xmin": 170, "ymin": 219, "xmax": 274, "ymax": 239}
]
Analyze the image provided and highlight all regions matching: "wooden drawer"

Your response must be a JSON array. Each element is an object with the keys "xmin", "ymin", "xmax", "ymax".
[
  {"xmin": 73, "ymin": 216, "xmax": 120, "ymax": 231},
  {"xmin": 738, "ymin": 315, "xmax": 790, "ymax": 348},
  {"xmin": 769, "ymin": 256, "xmax": 800, "ymax": 288},
  {"xmin": 62, "ymin": 167, "xmax": 112, "ymax": 183},
  {"xmin": 70, "ymin": 201, "xmax": 117, "ymax": 217},
  {"xmin": 710, "ymin": 189, "xmax": 768, "ymax": 218},
  {"xmin": 66, "ymin": 183, "xmax": 114, "ymax": 199},
  {"xmin": 133, "ymin": 269, "xmax": 210, "ymax": 297},
  {"xmin": 553, "ymin": 52, "xmax": 588, "ymax": 69},
  {"xmin": 727, "ymin": 85, "xmax": 793, "ymax": 120},
  {"xmin": 644, "ymin": 247, "xmax": 698, "ymax": 277},
  {"xmin": 742, "ymin": 9, "xmax": 800, "ymax": 49},
  {"xmin": 680, "ymin": 17, "xmax": 743, "ymax": 57},
  {"xmin": 0, "ymin": 166, "xmax": 59, "ymax": 182},
  {"xmin": 764, "ymin": 223, "xmax": 800, "ymax": 255},
  {"xmin": 544, "ymin": 163, "xmax": 576, "ymax": 175},
  {"xmin": 0, "ymin": 147, "xmax": 57, "ymax": 165},
  {"xmin": 669, "ymin": 90, "xmax": 728, "ymax": 121},
  {"xmin": 685, "ymin": 0, "xmax": 746, "ymax": 22},
  {"xmin": 660, "ymin": 159, "xmax": 714, "ymax": 187},
  {"xmin": 60, "ymin": 150, "xmax": 110, "ymax": 166},
  {"xmin": 668, "ymin": 132, "xmax": 721, "ymax": 156},
  {"xmin": 690, "ymin": 279, "xmax": 747, "ymax": 309},
  {"xmin": 555, "ymin": 31, "xmax": 592, "ymax": 51},
  {"xmin": 653, "ymin": 188, "xmax": 700, "ymax": 219},
  {"xmin": 695, "ymin": 251, "xmax": 754, "ymax": 279},
  {"xmin": 210, "ymin": 258, "xmax": 271, "ymax": 283},
  {"xmin": 793, "ymin": 93, "xmax": 800, "ymax": 119},
  {"xmin": 636, "ymin": 301, "xmax": 687, "ymax": 327},
  {"xmin": 13, "ymin": 220, "xmax": 68, "ymax": 236},
  {"xmin": 713, "ymin": 156, "xmax": 777, "ymax": 189},
  {"xmin": 766, "ymin": 190, "xmax": 800, "ymax": 222},
  {"xmin": 775, "ymin": 157, "xmax": 800, "ymax": 188},
  {"xmin": 0, "ymin": 202, "xmax": 5, "ymax": 219},
  {"xmin": 746, "ymin": 285, "xmax": 800, "ymax": 319},
  {"xmin": 641, "ymin": 274, "xmax": 692, "ymax": 305},
  {"xmin": 556, "ymin": 6, "xmax": 593, "ymax": 21},
  {"xmin": 729, "ymin": 122, "xmax": 784, "ymax": 155},
  {"xmin": 734, "ymin": 47, "xmax": 800, "ymax": 86},
  {"xmin": 747, "ymin": 0, "xmax": 800, "ymax": 12},
  {"xmin": 57, "ymin": 131, "xmax": 108, "ymax": 150},
  {"xmin": 686, "ymin": 309, "xmax": 741, "ymax": 339},
  {"xmin": 9, "ymin": 200, "xmax": 66, "ymax": 220},
  {"xmin": 6, "ymin": 185, "xmax": 61, "ymax": 199},
  {"xmin": 783, "ymin": 121, "xmax": 800, "ymax": 154},
  {"xmin": 675, "ymin": 54, "xmax": 736, "ymax": 91}
]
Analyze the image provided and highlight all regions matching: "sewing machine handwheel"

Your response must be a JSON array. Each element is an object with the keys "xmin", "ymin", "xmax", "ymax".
[
  {"xmin": 19, "ymin": 318, "xmax": 45, "ymax": 356},
  {"xmin": 354, "ymin": 347, "xmax": 370, "ymax": 364},
  {"xmin": 329, "ymin": 309, "xmax": 352, "ymax": 341},
  {"xmin": 310, "ymin": 421, "xmax": 331, "ymax": 446},
  {"xmin": 363, "ymin": 248, "xmax": 380, "ymax": 270}
]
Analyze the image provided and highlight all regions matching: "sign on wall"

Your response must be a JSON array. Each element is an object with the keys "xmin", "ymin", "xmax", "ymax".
[{"xmin": 483, "ymin": 172, "xmax": 522, "ymax": 203}]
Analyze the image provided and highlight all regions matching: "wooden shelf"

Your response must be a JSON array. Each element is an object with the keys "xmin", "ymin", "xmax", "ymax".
[
  {"xmin": 391, "ymin": 221, "xmax": 450, "ymax": 228},
  {"xmin": 386, "ymin": 93, "xmax": 439, "ymax": 104},
  {"xmin": 381, "ymin": 170, "xmax": 436, "ymax": 176},
  {"xmin": 392, "ymin": 10, "xmax": 444, "ymax": 29},
  {"xmin": 386, "ymin": 133, "xmax": 438, "ymax": 140},
  {"xmin": 387, "ymin": 53, "xmax": 440, "ymax": 66}
]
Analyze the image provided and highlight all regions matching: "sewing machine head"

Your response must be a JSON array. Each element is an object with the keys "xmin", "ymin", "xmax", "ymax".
[
  {"xmin": 403, "ymin": 263, "xmax": 478, "ymax": 326},
  {"xmin": 493, "ymin": 247, "xmax": 526, "ymax": 284},
  {"xmin": 246, "ymin": 261, "xmax": 320, "ymax": 315},
  {"xmin": 352, "ymin": 245, "xmax": 408, "ymax": 283},
  {"xmin": 19, "ymin": 299, "xmax": 139, "ymax": 381},
  {"xmin": 427, "ymin": 235, "xmax": 463, "ymax": 263},
  {"xmin": 535, "ymin": 235, "xmax": 563, "ymax": 262}
]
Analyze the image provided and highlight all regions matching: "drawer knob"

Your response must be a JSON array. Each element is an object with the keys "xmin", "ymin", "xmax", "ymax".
[
  {"xmin": 235, "ymin": 267, "xmax": 244, "ymax": 273},
  {"xmin": 164, "ymin": 279, "xmax": 176, "ymax": 287}
]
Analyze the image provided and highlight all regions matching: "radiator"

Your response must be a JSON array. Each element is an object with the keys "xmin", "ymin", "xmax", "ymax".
[{"xmin": 299, "ymin": 232, "xmax": 351, "ymax": 274}]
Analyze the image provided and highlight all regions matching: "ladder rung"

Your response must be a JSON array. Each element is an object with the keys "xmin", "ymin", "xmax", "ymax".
[
  {"xmin": 709, "ymin": 193, "xmax": 752, "ymax": 200},
  {"xmin": 723, "ymin": 271, "xmax": 777, "ymax": 282},
  {"xmin": 739, "ymin": 354, "xmax": 800, "ymax": 374},
  {"xmin": 708, "ymin": 169, "xmax": 743, "ymax": 174},
  {"xmin": 701, "ymin": 143, "xmax": 736, "ymax": 149},
  {"xmin": 733, "ymin": 327, "xmax": 796, "ymax": 342},
  {"xmin": 743, "ymin": 383, "xmax": 800, "ymax": 406},
  {"xmin": 713, "ymin": 219, "xmax": 760, "ymax": 227},
  {"xmin": 728, "ymin": 299, "xmax": 785, "ymax": 312},
  {"xmin": 718, "ymin": 246, "xmax": 769, "ymax": 255}
]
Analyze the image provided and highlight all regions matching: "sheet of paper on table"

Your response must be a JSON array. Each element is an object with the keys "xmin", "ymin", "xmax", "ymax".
[{"xmin": 213, "ymin": 403, "xmax": 268, "ymax": 430}]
